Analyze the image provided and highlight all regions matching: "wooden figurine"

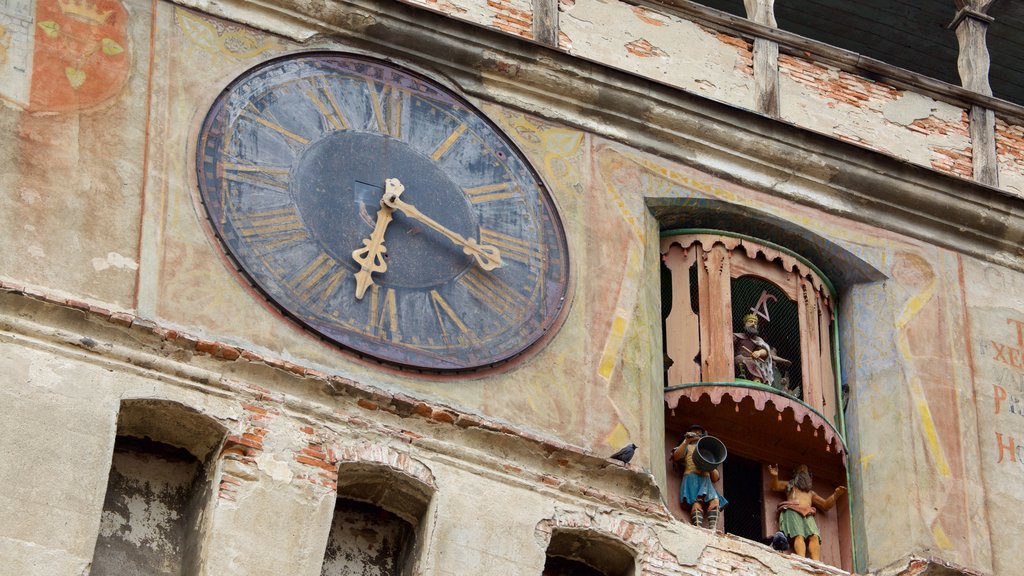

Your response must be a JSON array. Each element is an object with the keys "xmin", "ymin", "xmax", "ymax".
[
  {"xmin": 672, "ymin": 425, "xmax": 728, "ymax": 531},
  {"xmin": 734, "ymin": 313, "xmax": 791, "ymax": 390},
  {"xmin": 767, "ymin": 464, "xmax": 847, "ymax": 561}
]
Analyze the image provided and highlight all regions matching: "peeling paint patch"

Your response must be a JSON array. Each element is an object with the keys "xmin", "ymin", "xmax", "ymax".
[
  {"xmin": 997, "ymin": 117, "xmax": 1024, "ymax": 197},
  {"xmin": 92, "ymin": 251, "xmax": 139, "ymax": 272},
  {"xmin": 629, "ymin": 5, "xmax": 666, "ymax": 26},
  {"xmin": 624, "ymin": 38, "xmax": 666, "ymax": 58}
]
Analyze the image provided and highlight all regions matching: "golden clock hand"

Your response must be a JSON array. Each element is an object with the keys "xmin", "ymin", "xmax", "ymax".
[
  {"xmin": 351, "ymin": 178, "xmax": 404, "ymax": 300},
  {"xmin": 383, "ymin": 190, "xmax": 503, "ymax": 270}
]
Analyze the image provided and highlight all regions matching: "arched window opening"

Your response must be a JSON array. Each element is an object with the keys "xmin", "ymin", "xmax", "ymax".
[
  {"xmin": 321, "ymin": 461, "xmax": 434, "ymax": 576},
  {"xmin": 321, "ymin": 498, "xmax": 416, "ymax": 576},
  {"xmin": 91, "ymin": 400, "xmax": 225, "ymax": 576},
  {"xmin": 542, "ymin": 529, "xmax": 635, "ymax": 576}
]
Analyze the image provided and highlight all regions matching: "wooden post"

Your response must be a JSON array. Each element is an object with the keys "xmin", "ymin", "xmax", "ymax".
[
  {"xmin": 949, "ymin": 1, "xmax": 999, "ymax": 186},
  {"xmin": 533, "ymin": 0, "xmax": 559, "ymax": 47},
  {"xmin": 744, "ymin": 0, "xmax": 779, "ymax": 117}
]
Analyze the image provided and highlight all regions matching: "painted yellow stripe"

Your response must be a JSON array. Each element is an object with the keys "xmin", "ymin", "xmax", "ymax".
[{"xmin": 598, "ymin": 313, "xmax": 628, "ymax": 380}]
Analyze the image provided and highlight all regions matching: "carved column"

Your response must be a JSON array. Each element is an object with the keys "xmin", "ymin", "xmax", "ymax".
[
  {"xmin": 697, "ymin": 243, "xmax": 733, "ymax": 381},
  {"xmin": 949, "ymin": 0, "xmax": 999, "ymax": 186},
  {"xmin": 662, "ymin": 244, "xmax": 701, "ymax": 385},
  {"xmin": 744, "ymin": 0, "xmax": 779, "ymax": 117}
]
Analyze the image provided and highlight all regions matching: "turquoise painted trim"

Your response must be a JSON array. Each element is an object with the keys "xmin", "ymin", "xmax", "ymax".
[
  {"xmin": 833, "ymin": 304, "xmax": 859, "ymax": 572},
  {"xmin": 664, "ymin": 381, "xmax": 847, "ymax": 451},
  {"xmin": 659, "ymin": 228, "xmax": 838, "ymax": 297}
]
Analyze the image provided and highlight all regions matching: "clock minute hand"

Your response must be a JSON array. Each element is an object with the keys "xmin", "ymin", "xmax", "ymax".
[
  {"xmin": 351, "ymin": 178, "xmax": 405, "ymax": 300},
  {"xmin": 383, "ymin": 192, "xmax": 503, "ymax": 271}
]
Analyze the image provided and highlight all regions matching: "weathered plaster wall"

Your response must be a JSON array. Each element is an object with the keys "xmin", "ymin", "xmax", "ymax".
[
  {"xmin": 995, "ymin": 116, "xmax": 1024, "ymax": 197},
  {"xmin": 402, "ymin": 0, "xmax": 535, "ymax": 39},
  {"xmin": 558, "ymin": 0, "xmax": 755, "ymax": 112},
  {"xmin": 779, "ymin": 55, "xmax": 973, "ymax": 180}
]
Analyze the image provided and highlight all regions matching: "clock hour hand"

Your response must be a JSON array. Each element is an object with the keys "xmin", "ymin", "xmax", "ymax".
[
  {"xmin": 382, "ymin": 185, "xmax": 503, "ymax": 270},
  {"xmin": 351, "ymin": 178, "xmax": 404, "ymax": 300}
]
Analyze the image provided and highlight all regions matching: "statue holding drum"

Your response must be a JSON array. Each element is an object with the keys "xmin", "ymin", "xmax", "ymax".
[{"xmin": 671, "ymin": 424, "xmax": 728, "ymax": 531}]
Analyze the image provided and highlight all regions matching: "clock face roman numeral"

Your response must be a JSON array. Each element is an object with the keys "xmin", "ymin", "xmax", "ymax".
[
  {"xmin": 459, "ymin": 267, "xmax": 528, "ymax": 320},
  {"xmin": 303, "ymin": 80, "xmax": 351, "ymax": 131},
  {"xmin": 430, "ymin": 289, "xmax": 474, "ymax": 345},
  {"xmin": 288, "ymin": 251, "xmax": 348, "ymax": 310},
  {"xmin": 222, "ymin": 163, "xmax": 290, "ymax": 194},
  {"xmin": 367, "ymin": 285, "xmax": 400, "ymax": 339},
  {"xmin": 243, "ymin": 103, "xmax": 311, "ymax": 145},
  {"xmin": 366, "ymin": 80, "xmax": 403, "ymax": 138},
  {"xmin": 478, "ymin": 228, "xmax": 542, "ymax": 264},
  {"xmin": 463, "ymin": 182, "xmax": 517, "ymax": 204},
  {"xmin": 233, "ymin": 206, "xmax": 309, "ymax": 253},
  {"xmin": 430, "ymin": 123, "xmax": 468, "ymax": 161}
]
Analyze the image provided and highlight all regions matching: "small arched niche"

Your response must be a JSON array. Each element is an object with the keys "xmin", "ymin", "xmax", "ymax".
[
  {"xmin": 542, "ymin": 528, "xmax": 636, "ymax": 576},
  {"xmin": 320, "ymin": 460, "xmax": 435, "ymax": 576},
  {"xmin": 91, "ymin": 399, "xmax": 226, "ymax": 576}
]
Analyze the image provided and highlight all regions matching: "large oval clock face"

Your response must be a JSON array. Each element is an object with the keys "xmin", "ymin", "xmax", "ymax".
[{"xmin": 196, "ymin": 53, "xmax": 570, "ymax": 371}]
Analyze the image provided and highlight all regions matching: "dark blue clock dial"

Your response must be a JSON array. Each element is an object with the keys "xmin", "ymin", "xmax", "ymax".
[{"xmin": 196, "ymin": 53, "xmax": 570, "ymax": 371}]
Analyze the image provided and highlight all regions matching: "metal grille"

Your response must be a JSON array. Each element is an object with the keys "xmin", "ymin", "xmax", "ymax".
[{"xmin": 730, "ymin": 276, "xmax": 802, "ymax": 395}]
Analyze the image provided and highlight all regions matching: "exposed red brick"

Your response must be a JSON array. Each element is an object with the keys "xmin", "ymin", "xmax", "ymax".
[
  {"xmin": 455, "ymin": 413, "xmax": 484, "ymax": 428},
  {"xmin": 241, "ymin": 403, "xmax": 268, "ymax": 415},
  {"xmin": 300, "ymin": 426, "xmax": 315, "ymax": 434},
  {"xmin": 296, "ymin": 455, "xmax": 336, "ymax": 471},
  {"xmin": 431, "ymin": 409, "xmax": 457, "ymax": 424},
  {"xmin": 624, "ymin": 38, "xmax": 667, "ymax": 58},
  {"xmin": 629, "ymin": 5, "xmax": 666, "ymax": 26},
  {"xmin": 302, "ymin": 446, "xmax": 327, "ymax": 459},
  {"xmin": 108, "ymin": 312, "xmax": 133, "ymax": 327},
  {"xmin": 780, "ymin": 55, "xmax": 899, "ymax": 111},
  {"xmin": 225, "ymin": 434, "xmax": 262, "ymax": 450},
  {"xmin": 357, "ymin": 398, "xmax": 379, "ymax": 411},
  {"xmin": 66, "ymin": 298, "xmax": 91, "ymax": 311}
]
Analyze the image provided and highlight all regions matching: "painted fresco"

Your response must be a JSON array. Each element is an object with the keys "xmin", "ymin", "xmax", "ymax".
[
  {"xmin": 961, "ymin": 257, "xmax": 1024, "ymax": 575},
  {"xmin": 0, "ymin": 0, "xmax": 145, "ymax": 308},
  {"xmin": 29, "ymin": 0, "xmax": 128, "ymax": 111}
]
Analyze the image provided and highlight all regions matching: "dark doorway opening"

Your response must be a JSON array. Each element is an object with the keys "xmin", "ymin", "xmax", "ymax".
[{"xmin": 723, "ymin": 453, "xmax": 764, "ymax": 542}]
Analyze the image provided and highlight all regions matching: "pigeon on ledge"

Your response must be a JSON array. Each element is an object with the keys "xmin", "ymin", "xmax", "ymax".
[
  {"xmin": 609, "ymin": 443, "xmax": 637, "ymax": 464},
  {"xmin": 771, "ymin": 531, "xmax": 789, "ymax": 551}
]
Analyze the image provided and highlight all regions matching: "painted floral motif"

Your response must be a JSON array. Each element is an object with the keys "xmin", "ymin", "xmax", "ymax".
[{"xmin": 30, "ymin": 0, "xmax": 128, "ymax": 110}]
